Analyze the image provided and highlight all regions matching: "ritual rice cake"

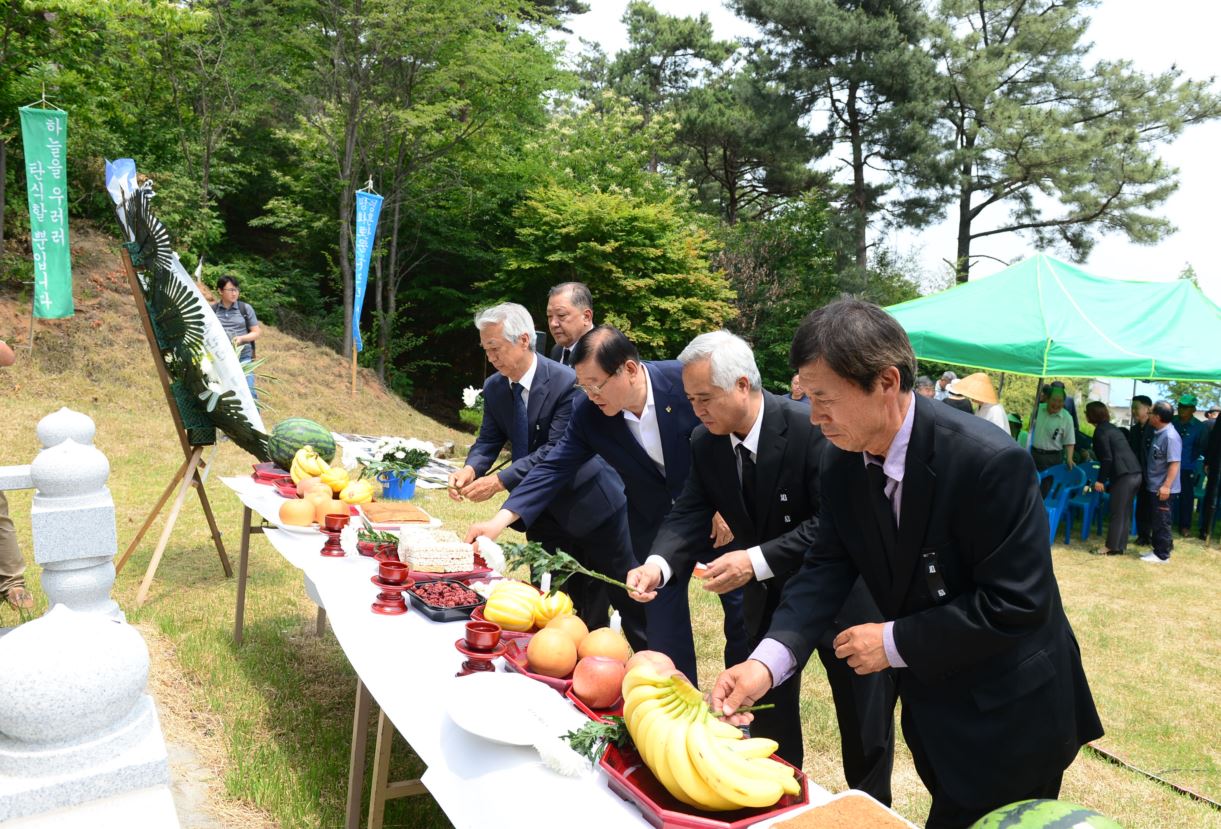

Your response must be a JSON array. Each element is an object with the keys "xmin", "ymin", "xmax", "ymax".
[
  {"xmin": 398, "ymin": 528, "xmax": 475, "ymax": 573},
  {"xmin": 362, "ymin": 501, "xmax": 432, "ymax": 525},
  {"xmin": 771, "ymin": 793, "xmax": 914, "ymax": 829}
]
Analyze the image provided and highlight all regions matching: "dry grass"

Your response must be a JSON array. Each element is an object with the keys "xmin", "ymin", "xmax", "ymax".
[{"xmin": 1, "ymin": 223, "xmax": 1218, "ymax": 828}]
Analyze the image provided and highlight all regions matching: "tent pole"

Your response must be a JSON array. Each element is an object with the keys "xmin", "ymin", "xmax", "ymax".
[{"xmin": 1027, "ymin": 376, "xmax": 1044, "ymax": 450}]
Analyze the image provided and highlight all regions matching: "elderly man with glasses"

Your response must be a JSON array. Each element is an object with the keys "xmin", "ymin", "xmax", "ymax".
[
  {"xmin": 467, "ymin": 325, "xmax": 750, "ymax": 683},
  {"xmin": 449, "ymin": 304, "xmax": 644, "ymax": 646}
]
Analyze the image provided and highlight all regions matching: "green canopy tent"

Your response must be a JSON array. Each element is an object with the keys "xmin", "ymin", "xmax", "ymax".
[{"xmin": 886, "ymin": 253, "xmax": 1221, "ymax": 382}]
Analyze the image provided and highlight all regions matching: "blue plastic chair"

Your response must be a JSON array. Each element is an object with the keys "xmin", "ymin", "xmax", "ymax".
[
  {"xmin": 1039, "ymin": 465, "xmax": 1087, "ymax": 545},
  {"xmin": 1067, "ymin": 462, "xmax": 1101, "ymax": 540}
]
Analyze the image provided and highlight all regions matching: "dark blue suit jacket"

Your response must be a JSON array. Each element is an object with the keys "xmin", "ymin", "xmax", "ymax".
[
  {"xmin": 466, "ymin": 355, "xmax": 625, "ymax": 538},
  {"xmin": 504, "ymin": 360, "xmax": 701, "ymax": 555}
]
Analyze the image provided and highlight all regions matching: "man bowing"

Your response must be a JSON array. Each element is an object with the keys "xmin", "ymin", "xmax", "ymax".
[
  {"xmin": 712, "ymin": 300, "xmax": 1102, "ymax": 829},
  {"xmin": 627, "ymin": 331, "xmax": 894, "ymax": 800},
  {"xmin": 449, "ymin": 303, "xmax": 640, "ymax": 644}
]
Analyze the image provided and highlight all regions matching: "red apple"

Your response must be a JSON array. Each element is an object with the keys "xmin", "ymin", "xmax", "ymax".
[{"xmin": 572, "ymin": 656, "xmax": 626, "ymax": 709}]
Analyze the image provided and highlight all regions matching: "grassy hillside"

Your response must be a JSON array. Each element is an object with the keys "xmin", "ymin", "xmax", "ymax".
[{"xmin": 1, "ymin": 225, "xmax": 1217, "ymax": 828}]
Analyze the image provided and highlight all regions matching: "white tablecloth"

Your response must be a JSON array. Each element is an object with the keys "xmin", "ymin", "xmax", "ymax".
[{"xmin": 220, "ymin": 477, "xmax": 646, "ymax": 828}]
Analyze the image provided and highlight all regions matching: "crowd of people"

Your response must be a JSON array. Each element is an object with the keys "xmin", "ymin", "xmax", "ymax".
[
  {"xmin": 913, "ymin": 364, "xmax": 1219, "ymax": 563},
  {"xmin": 448, "ymin": 284, "xmax": 1104, "ymax": 828}
]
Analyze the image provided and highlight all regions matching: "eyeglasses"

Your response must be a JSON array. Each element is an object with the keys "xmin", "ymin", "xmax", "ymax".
[{"xmin": 574, "ymin": 366, "xmax": 622, "ymax": 397}]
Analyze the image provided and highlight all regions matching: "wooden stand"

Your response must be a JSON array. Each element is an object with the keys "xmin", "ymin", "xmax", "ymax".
[
  {"xmin": 113, "ymin": 247, "xmax": 231, "ymax": 605},
  {"xmin": 231, "ymin": 505, "xmax": 326, "ymax": 646},
  {"xmin": 345, "ymin": 678, "xmax": 427, "ymax": 829}
]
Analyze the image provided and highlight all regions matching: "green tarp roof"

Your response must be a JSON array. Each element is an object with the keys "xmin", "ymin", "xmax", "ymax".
[{"xmin": 886, "ymin": 254, "xmax": 1221, "ymax": 382}]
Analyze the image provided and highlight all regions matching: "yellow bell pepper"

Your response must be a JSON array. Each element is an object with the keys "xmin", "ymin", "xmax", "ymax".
[
  {"xmin": 339, "ymin": 480, "xmax": 374, "ymax": 505},
  {"xmin": 320, "ymin": 465, "xmax": 350, "ymax": 494}
]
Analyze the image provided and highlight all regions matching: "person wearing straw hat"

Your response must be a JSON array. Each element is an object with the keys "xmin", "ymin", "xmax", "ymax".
[{"xmin": 948, "ymin": 373, "xmax": 1009, "ymax": 435}]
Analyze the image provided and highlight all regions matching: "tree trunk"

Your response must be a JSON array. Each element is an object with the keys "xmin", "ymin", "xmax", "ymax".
[
  {"xmin": 372, "ymin": 248, "xmax": 384, "ymax": 381},
  {"xmin": 954, "ymin": 163, "xmax": 973, "ymax": 284},
  {"xmin": 847, "ymin": 81, "xmax": 867, "ymax": 272},
  {"xmin": 378, "ymin": 196, "xmax": 402, "ymax": 383},
  {"xmin": 0, "ymin": 137, "xmax": 6, "ymax": 253},
  {"xmin": 338, "ymin": 174, "xmax": 356, "ymax": 358}
]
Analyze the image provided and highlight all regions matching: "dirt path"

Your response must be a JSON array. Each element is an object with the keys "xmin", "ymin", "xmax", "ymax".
[{"xmin": 139, "ymin": 623, "xmax": 278, "ymax": 829}]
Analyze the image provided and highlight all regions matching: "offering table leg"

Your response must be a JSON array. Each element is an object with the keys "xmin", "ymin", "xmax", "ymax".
[
  {"xmin": 368, "ymin": 709, "xmax": 426, "ymax": 829},
  {"xmin": 233, "ymin": 507, "xmax": 265, "ymax": 646},
  {"xmin": 346, "ymin": 677, "xmax": 374, "ymax": 829}
]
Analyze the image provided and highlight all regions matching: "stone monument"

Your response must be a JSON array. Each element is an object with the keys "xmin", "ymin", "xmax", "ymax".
[
  {"xmin": 0, "ymin": 409, "xmax": 175, "ymax": 825},
  {"xmin": 29, "ymin": 408, "xmax": 121, "ymax": 621}
]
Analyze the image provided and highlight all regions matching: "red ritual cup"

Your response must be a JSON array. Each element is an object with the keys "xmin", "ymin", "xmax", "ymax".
[
  {"xmin": 378, "ymin": 560, "xmax": 409, "ymax": 585},
  {"xmin": 323, "ymin": 513, "xmax": 350, "ymax": 531},
  {"xmin": 464, "ymin": 620, "xmax": 502, "ymax": 652}
]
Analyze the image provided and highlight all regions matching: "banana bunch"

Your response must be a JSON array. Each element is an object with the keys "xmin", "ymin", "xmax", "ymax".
[
  {"xmin": 290, "ymin": 446, "xmax": 330, "ymax": 484},
  {"xmin": 621, "ymin": 665, "xmax": 800, "ymax": 811}
]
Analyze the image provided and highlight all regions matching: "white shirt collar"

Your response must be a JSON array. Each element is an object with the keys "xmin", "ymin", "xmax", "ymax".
[
  {"xmin": 863, "ymin": 392, "xmax": 915, "ymax": 484},
  {"xmin": 729, "ymin": 395, "xmax": 765, "ymax": 456},
  {"xmin": 622, "ymin": 363, "xmax": 654, "ymax": 424},
  {"xmin": 515, "ymin": 354, "xmax": 538, "ymax": 392}
]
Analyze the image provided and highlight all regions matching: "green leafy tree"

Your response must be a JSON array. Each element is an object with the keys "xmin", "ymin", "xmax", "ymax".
[
  {"xmin": 732, "ymin": 0, "xmax": 947, "ymax": 272},
  {"xmin": 607, "ymin": 1, "xmax": 735, "ymax": 171},
  {"xmin": 677, "ymin": 54, "xmax": 827, "ymax": 224},
  {"xmin": 934, "ymin": 0, "xmax": 1221, "ymax": 282},
  {"xmin": 254, "ymin": 0, "xmax": 558, "ymax": 358},
  {"xmin": 496, "ymin": 184, "xmax": 736, "ymax": 357},
  {"xmin": 714, "ymin": 197, "xmax": 839, "ymax": 385}
]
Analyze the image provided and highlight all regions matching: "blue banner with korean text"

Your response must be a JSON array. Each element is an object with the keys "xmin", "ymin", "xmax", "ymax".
[
  {"xmin": 19, "ymin": 106, "xmax": 73, "ymax": 319},
  {"xmin": 352, "ymin": 190, "xmax": 383, "ymax": 352}
]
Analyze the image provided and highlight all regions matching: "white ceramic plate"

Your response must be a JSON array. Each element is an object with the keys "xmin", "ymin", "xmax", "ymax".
[
  {"xmin": 272, "ymin": 522, "xmax": 323, "ymax": 536},
  {"xmin": 446, "ymin": 672, "xmax": 586, "ymax": 746}
]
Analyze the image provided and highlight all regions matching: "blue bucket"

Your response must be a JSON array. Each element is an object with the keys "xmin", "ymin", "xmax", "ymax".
[{"xmin": 377, "ymin": 471, "xmax": 417, "ymax": 501}]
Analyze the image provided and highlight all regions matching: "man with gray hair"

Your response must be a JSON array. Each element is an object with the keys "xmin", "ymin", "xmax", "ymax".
[
  {"xmin": 626, "ymin": 331, "xmax": 894, "ymax": 797},
  {"xmin": 546, "ymin": 282, "xmax": 595, "ymax": 366},
  {"xmin": 450, "ymin": 303, "xmax": 645, "ymax": 644},
  {"xmin": 934, "ymin": 370, "xmax": 956, "ymax": 401}
]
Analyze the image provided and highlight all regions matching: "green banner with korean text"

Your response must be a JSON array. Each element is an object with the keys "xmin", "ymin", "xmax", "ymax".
[{"xmin": 19, "ymin": 106, "xmax": 74, "ymax": 319}]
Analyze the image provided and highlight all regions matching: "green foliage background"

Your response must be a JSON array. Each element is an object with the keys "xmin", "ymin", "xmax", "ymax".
[{"xmin": 0, "ymin": 0, "xmax": 1214, "ymax": 409}]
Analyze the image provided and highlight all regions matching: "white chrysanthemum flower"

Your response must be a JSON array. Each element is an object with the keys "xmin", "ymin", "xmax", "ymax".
[
  {"xmin": 462, "ymin": 386, "xmax": 482, "ymax": 409},
  {"xmin": 535, "ymin": 736, "xmax": 592, "ymax": 778}
]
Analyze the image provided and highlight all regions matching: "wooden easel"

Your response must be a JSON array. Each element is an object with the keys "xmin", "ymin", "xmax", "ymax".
[{"xmin": 113, "ymin": 246, "xmax": 232, "ymax": 605}]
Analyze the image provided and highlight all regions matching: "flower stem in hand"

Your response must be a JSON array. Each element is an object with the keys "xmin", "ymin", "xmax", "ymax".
[{"xmin": 711, "ymin": 703, "xmax": 775, "ymax": 718}]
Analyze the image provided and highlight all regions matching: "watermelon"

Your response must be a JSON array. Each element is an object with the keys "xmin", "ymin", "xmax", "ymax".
[
  {"xmin": 971, "ymin": 799, "xmax": 1123, "ymax": 829},
  {"xmin": 267, "ymin": 418, "xmax": 336, "ymax": 470}
]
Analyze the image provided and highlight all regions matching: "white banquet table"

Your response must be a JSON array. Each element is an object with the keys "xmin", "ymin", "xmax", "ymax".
[{"xmin": 218, "ymin": 476, "xmax": 661, "ymax": 829}]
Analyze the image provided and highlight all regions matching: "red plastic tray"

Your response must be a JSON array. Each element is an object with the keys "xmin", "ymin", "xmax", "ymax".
[
  {"xmin": 598, "ymin": 743, "xmax": 808, "ymax": 829},
  {"xmin": 501, "ymin": 638, "xmax": 573, "ymax": 694},
  {"xmin": 273, "ymin": 481, "xmax": 299, "ymax": 498},
  {"xmin": 253, "ymin": 462, "xmax": 291, "ymax": 483},
  {"xmin": 565, "ymin": 687, "xmax": 624, "ymax": 723}
]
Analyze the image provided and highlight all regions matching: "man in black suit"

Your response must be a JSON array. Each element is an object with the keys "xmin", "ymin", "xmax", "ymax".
[
  {"xmin": 449, "ymin": 303, "xmax": 644, "ymax": 646},
  {"xmin": 467, "ymin": 325, "xmax": 749, "ymax": 682},
  {"xmin": 626, "ymin": 331, "xmax": 894, "ymax": 800},
  {"xmin": 546, "ymin": 282, "xmax": 595, "ymax": 366},
  {"xmin": 712, "ymin": 300, "xmax": 1102, "ymax": 829},
  {"xmin": 1086, "ymin": 401, "xmax": 1143, "ymax": 556},
  {"xmin": 1127, "ymin": 395, "xmax": 1155, "ymax": 544},
  {"xmin": 1200, "ymin": 411, "xmax": 1221, "ymax": 541}
]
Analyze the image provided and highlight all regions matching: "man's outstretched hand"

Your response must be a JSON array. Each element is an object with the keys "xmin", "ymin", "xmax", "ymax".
[{"xmin": 708, "ymin": 660, "xmax": 773, "ymax": 726}]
